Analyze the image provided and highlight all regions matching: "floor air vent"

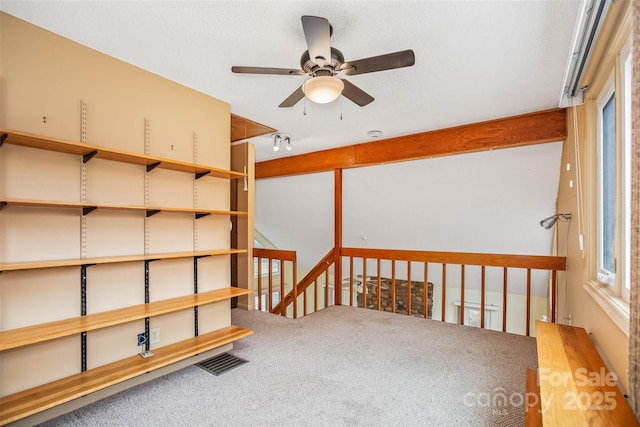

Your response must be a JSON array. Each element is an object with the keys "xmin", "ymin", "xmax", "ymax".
[{"xmin": 196, "ymin": 353, "xmax": 248, "ymax": 376}]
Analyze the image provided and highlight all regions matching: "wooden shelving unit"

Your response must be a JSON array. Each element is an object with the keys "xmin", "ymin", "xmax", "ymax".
[
  {"xmin": 0, "ymin": 325, "xmax": 253, "ymax": 426},
  {"xmin": 0, "ymin": 197, "xmax": 248, "ymax": 218},
  {"xmin": 0, "ymin": 129, "xmax": 247, "ymax": 180},
  {"xmin": 0, "ymin": 249, "xmax": 247, "ymax": 272},
  {"xmin": 0, "ymin": 129, "xmax": 253, "ymax": 425},
  {"xmin": 0, "ymin": 287, "xmax": 251, "ymax": 351}
]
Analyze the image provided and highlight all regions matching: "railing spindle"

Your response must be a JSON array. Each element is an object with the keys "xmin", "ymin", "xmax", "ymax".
[
  {"xmin": 460, "ymin": 264, "xmax": 465, "ymax": 325},
  {"xmin": 268, "ymin": 258, "xmax": 273, "ymax": 312},
  {"xmin": 502, "ymin": 267, "xmax": 508, "ymax": 332},
  {"xmin": 257, "ymin": 257, "xmax": 263, "ymax": 311},
  {"xmin": 293, "ymin": 259, "xmax": 298, "ymax": 319},
  {"xmin": 441, "ymin": 264, "xmax": 447, "ymax": 322},
  {"xmin": 280, "ymin": 260, "xmax": 285, "ymax": 316},
  {"xmin": 376, "ymin": 259, "xmax": 381, "ymax": 311},
  {"xmin": 349, "ymin": 256, "xmax": 354, "ymax": 307},
  {"xmin": 314, "ymin": 279, "xmax": 318, "ymax": 312},
  {"xmin": 362, "ymin": 258, "xmax": 367, "ymax": 309},
  {"xmin": 551, "ymin": 270, "xmax": 557, "ymax": 323},
  {"xmin": 480, "ymin": 265, "xmax": 486, "ymax": 329},
  {"xmin": 407, "ymin": 261, "xmax": 412, "ymax": 316},
  {"xmin": 324, "ymin": 268, "xmax": 329, "ymax": 308},
  {"xmin": 526, "ymin": 268, "xmax": 532, "ymax": 336},
  {"xmin": 423, "ymin": 262, "xmax": 429, "ymax": 319},
  {"xmin": 391, "ymin": 260, "xmax": 396, "ymax": 313}
]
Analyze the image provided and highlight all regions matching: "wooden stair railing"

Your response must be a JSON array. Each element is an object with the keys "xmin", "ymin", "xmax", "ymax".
[
  {"xmin": 253, "ymin": 248, "xmax": 297, "ymax": 314},
  {"xmin": 341, "ymin": 247, "xmax": 566, "ymax": 336},
  {"xmin": 254, "ymin": 246, "xmax": 567, "ymax": 336},
  {"xmin": 272, "ymin": 248, "xmax": 335, "ymax": 318}
]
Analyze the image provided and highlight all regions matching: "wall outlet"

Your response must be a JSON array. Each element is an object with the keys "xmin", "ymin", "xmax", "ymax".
[
  {"xmin": 150, "ymin": 327, "xmax": 160, "ymax": 344},
  {"xmin": 137, "ymin": 332, "xmax": 146, "ymax": 346}
]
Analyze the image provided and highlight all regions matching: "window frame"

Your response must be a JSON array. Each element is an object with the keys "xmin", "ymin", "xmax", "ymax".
[
  {"xmin": 584, "ymin": 35, "xmax": 632, "ymax": 331},
  {"xmin": 619, "ymin": 39, "xmax": 632, "ymax": 302}
]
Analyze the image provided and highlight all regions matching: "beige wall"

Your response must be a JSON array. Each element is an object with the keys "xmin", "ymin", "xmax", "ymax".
[
  {"xmin": 555, "ymin": 1, "xmax": 631, "ymax": 393},
  {"xmin": 231, "ymin": 142, "xmax": 255, "ymax": 310},
  {"xmin": 0, "ymin": 12, "xmax": 233, "ymax": 397}
]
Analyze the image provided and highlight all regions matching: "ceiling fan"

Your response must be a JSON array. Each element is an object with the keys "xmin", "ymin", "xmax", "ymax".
[{"xmin": 231, "ymin": 15, "xmax": 415, "ymax": 108}]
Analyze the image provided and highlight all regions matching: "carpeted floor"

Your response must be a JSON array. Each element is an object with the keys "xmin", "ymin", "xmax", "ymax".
[{"xmin": 38, "ymin": 306, "xmax": 538, "ymax": 426}]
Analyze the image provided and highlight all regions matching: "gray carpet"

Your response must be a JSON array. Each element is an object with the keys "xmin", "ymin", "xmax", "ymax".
[{"xmin": 38, "ymin": 306, "xmax": 538, "ymax": 426}]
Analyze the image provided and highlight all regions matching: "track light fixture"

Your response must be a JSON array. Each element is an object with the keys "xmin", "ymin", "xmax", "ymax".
[
  {"xmin": 272, "ymin": 133, "xmax": 292, "ymax": 153},
  {"xmin": 273, "ymin": 134, "xmax": 281, "ymax": 152},
  {"xmin": 539, "ymin": 213, "xmax": 572, "ymax": 229}
]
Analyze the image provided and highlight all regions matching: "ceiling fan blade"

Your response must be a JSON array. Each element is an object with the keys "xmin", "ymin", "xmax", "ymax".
[
  {"xmin": 341, "ymin": 79, "xmax": 374, "ymax": 107},
  {"xmin": 301, "ymin": 16, "xmax": 332, "ymax": 67},
  {"xmin": 340, "ymin": 49, "xmax": 415, "ymax": 76},
  {"xmin": 232, "ymin": 66, "xmax": 305, "ymax": 76},
  {"xmin": 279, "ymin": 85, "xmax": 305, "ymax": 108}
]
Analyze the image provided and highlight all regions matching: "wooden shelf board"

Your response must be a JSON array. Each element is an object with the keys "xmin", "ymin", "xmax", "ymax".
[
  {"xmin": 0, "ymin": 197, "xmax": 247, "ymax": 217},
  {"xmin": 535, "ymin": 321, "xmax": 639, "ymax": 426},
  {"xmin": 0, "ymin": 287, "xmax": 251, "ymax": 351},
  {"xmin": 0, "ymin": 325, "xmax": 253, "ymax": 425},
  {"xmin": 0, "ymin": 249, "xmax": 247, "ymax": 272},
  {"xmin": 0, "ymin": 129, "xmax": 246, "ymax": 180}
]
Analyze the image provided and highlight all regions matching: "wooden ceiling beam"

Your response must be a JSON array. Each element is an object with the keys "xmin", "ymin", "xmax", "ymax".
[{"xmin": 256, "ymin": 108, "xmax": 566, "ymax": 179}]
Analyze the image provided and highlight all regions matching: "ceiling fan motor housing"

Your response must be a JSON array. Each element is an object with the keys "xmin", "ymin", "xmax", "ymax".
[{"xmin": 300, "ymin": 47, "xmax": 344, "ymax": 76}]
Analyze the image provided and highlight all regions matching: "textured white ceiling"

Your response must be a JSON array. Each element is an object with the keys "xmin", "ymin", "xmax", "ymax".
[{"xmin": 0, "ymin": 0, "xmax": 582, "ymax": 162}]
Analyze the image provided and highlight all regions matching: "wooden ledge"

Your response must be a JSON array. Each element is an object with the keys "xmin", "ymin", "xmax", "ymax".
[
  {"xmin": 0, "ymin": 287, "xmax": 251, "ymax": 351},
  {"xmin": 0, "ymin": 129, "xmax": 246, "ymax": 180},
  {"xmin": 0, "ymin": 197, "xmax": 248, "ymax": 217},
  {"xmin": 535, "ymin": 321, "xmax": 638, "ymax": 426},
  {"xmin": 0, "ymin": 249, "xmax": 247, "ymax": 272}
]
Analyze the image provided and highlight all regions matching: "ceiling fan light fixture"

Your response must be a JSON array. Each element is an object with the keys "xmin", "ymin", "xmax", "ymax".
[{"xmin": 302, "ymin": 76, "xmax": 344, "ymax": 104}]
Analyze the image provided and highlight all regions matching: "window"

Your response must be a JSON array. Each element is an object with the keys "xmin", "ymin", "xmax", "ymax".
[
  {"xmin": 592, "ymin": 39, "xmax": 632, "ymax": 305},
  {"xmin": 596, "ymin": 79, "xmax": 615, "ymax": 284}
]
